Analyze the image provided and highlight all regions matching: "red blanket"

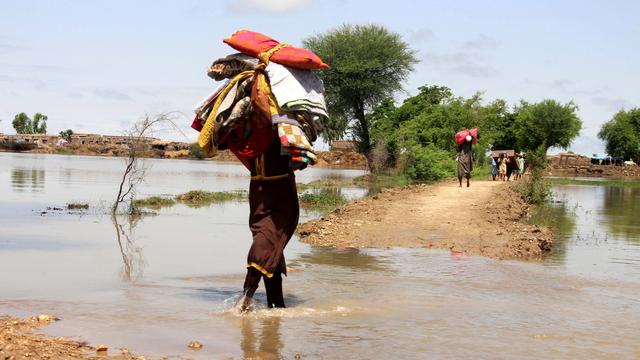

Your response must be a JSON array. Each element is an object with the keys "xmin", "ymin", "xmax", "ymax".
[
  {"xmin": 455, "ymin": 128, "xmax": 478, "ymax": 145},
  {"xmin": 224, "ymin": 30, "xmax": 329, "ymax": 70}
]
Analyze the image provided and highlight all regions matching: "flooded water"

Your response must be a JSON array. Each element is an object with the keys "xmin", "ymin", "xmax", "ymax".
[{"xmin": 1, "ymin": 153, "xmax": 639, "ymax": 359}]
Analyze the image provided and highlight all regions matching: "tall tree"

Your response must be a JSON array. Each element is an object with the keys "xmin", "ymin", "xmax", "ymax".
[
  {"xmin": 11, "ymin": 112, "xmax": 48, "ymax": 134},
  {"xmin": 598, "ymin": 108, "xmax": 640, "ymax": 160},
  {"xmin": 59, "ymin": 129, "xmax": 74, "ymax": 142},
  {"xmin": 12, "ymin": 113, "xmax": 32, "ymax": 134},
  {"xmin": 32, "ymin": 113, "xmax": 47, "ymax": 134},
  {"xmin": 514, "ymin": 99, "xmax": 582, "ymax": 153},
  {"xmin": 304, "ymin": 24, "xmax": 418, "ymax": 166}
]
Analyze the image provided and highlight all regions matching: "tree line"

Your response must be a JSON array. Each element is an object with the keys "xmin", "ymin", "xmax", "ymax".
[
  {"xmin": 304, "ymin": 24, "xmax": 637, "ymax": 181},
  {"xmin": 9, "ymin": 112, "xmax": 74, "ymax": 141}
]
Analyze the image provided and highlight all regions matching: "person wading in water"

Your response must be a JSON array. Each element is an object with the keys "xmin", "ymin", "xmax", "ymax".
[
  {"xmin": 236, "ymin": 137, "xmax": 300, "ymax": 311},
  {"xmin": 193, "ymin": 31, "xmax": 327, "ymax": 312},
  {"xmin": 457, "ymin": 134, "xmax": 474, "ymax": 187}
]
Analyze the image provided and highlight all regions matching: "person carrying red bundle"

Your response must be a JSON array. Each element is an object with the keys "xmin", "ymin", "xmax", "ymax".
[
  {"xmin": 455, "ymin": 129, "xmax": 478, "ymax": 187},
  {"xmin": 192, "ymin": 31, "xmax": 328, "ymax": 312}
]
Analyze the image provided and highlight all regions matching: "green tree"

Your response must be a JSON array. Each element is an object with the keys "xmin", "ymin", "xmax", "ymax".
[
  {"xmin": 59, "ymin": 129, "xmax": 74, "ymax": 142},
  {"xmin": 514, "ymin": 99, "xmax": 582, "ymax": 153},
  {"xmin": 304, "ymin": 24, "xmax": 418, "ymax": 167},
  {"xmin": 486, "ymin": 102, "xmax": 519, "ymax": 151},
  {"xmin": 12, "ymin": 112, "xmax": 48, "ymax": 134},
  {"xmin": 32, "ymin": 113, "xmax": 47, "ymax": 134},
  {"xmin": 12, "ymin": 113, "xmax": 32, "ymax": 134},
  {"xmin": 598, "ymin": 108, "xmax": 640, "ymax": 161}
]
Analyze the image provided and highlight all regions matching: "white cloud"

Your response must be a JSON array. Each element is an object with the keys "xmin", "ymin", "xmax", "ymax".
[
  {"xmin": 93, "ymin": 89, "xmax": 132, "ymax": 101},
  {"xmin": 462, "ymin": 34, "xmax": 500, "ymax": 50},
  {"xmin": 591, "ymin": 96, "xmax": 633, "ymax": 112},
  {"xmin": 226, "ymin": 0, "xmax": 313, "ymax": 14},
  {"xmin": 409, "ymin": 28, "xmax": 435, "ymax": 44},
  {"xmin": 423, "ymin": 52, "xmax": 497, "ymax": 77}
]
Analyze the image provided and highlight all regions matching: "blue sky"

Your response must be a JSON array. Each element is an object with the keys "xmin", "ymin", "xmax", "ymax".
[{"xmin": 1, "ymin": 0, "xmax": 638, "ymax": 156}]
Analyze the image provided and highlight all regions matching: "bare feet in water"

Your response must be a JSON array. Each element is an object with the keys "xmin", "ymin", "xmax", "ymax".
[{"xmin": 235, "ymin": 295, "xmax": 254, "ymax": 313}]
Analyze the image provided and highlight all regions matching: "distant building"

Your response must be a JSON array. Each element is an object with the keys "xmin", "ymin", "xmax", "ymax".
[{"xmin": 0, "ymin": 133, "xmax": 159, "ymax": 146}]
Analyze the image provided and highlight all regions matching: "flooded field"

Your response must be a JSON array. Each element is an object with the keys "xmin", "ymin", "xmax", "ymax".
[{"xmin": 1, "ymin": 153, "xmax": 639, "ymax": 359}]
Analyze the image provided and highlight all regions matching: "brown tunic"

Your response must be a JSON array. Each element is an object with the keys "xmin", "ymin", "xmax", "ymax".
[
  {"xmin": 457, "ymin": 141, "xmax": 473, "ymax": 179},
  {"xmin": 246, "ymin": 135, "xmax": 299, "ymax": 278}
]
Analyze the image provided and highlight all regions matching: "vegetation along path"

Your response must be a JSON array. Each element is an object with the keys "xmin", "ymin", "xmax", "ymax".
[{"xmin": 297, "ymin": 180, "xmax": 553, "ymax": 260}]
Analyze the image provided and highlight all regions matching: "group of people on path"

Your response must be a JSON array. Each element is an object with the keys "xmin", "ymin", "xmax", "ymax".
[
  {"xmin": 491, "ymin": 152, "xmax": 526, "ymax": 181},
  {"xmin": 456, "ymin": 129, "xmax": 527, "ymax": 187}
]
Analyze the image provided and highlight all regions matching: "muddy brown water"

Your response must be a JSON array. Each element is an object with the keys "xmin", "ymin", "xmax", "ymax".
[{"xmin": 1, "ymin": 153, "xmax": 639, "ymax": 359}]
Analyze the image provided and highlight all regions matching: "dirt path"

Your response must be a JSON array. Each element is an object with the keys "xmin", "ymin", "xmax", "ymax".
[{"xmin": 298, "ymin": 180, "xmax": 553, "ymax": 260}]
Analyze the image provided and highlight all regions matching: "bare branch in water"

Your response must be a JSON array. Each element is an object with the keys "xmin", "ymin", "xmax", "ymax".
[{"xmin": 112, "ymin": 113, "xmax": 180, "ymax": 215}]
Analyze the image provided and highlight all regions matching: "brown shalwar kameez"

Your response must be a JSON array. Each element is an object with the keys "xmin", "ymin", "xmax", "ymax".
[
  {"xmin": 457, "ymin": 141, "xmax": 473, "ymax": 180},
  {"xmin": 247, "ymin": 136, "xmax": 299, "ymax": 278}
]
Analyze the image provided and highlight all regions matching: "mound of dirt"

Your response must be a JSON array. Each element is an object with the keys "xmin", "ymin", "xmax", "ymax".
[{"xmin": 547, "ymin": 154, "xmax": 640, "ymax": 178}]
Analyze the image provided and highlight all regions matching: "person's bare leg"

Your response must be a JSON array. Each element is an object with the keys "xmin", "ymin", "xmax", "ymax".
[
  {"xmin": 466, "ymin": 177, "xmax": 470, "ymax": 187},
  {"xmin": 237, "ymin": 267, "xmax": 262, "ymax": 312},
  {"xmin": 264, "ymin": 272, "xmax": 285, "ymax": 308}
]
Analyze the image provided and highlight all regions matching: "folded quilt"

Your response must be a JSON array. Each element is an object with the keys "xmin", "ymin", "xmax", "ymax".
[
  {"xmin": 266, "ymin": 63, "xmax": 328, "ymax": 119},
  {"xmin": 211, "ymin": 54, "xmax": 328, "ymax": 119},
  {"xmin": 277, "ymin": 122, "xmax": 317, "ymax": 170}
]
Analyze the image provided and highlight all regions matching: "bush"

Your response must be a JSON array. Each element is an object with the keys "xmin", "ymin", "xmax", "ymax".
[
  {"xmin": 175, "ymin": 190, "xmax": 245, "ymax": 206},
  {"xmin": 514, "ymin": 177, "xmax": 550, "ymax": 204},
  {"xmin": 514, "ymin": 146, "xmax": 550, "ymax": 204},
  {"xmin": 403, "ymin": 145, "xmax": 456, "ymax": 182},
  {"xmin": 133, "ymin": 196, "xmax": 176, "ymax": 209},
  {"xmin": 67, "ymin": 203, "xmax": 89, "ymax": 210},
  {"xmin": 189, "ymin": 143, "xmax": 205, "ymax": 159},
  {"xmin": 299, "ymin": 189, "xmax": 347, "ymax": 210},
  {"xmin": 55, "ymin": 147, "xmax": 75, "ymax": 155}
]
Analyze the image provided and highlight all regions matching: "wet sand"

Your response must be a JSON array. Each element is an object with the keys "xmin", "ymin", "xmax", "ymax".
[
  {"xmin": 0, "ymin": 315, "xmax": 143, "ymax": 359},
  {"xmin": 298, "ymin": 180, "xmax": 554, "ymax": 260}
]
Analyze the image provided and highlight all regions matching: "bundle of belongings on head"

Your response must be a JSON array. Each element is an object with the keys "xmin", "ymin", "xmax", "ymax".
[
  {"xmin": 454, "ymin": 128, "xmax": 479, "ymax": 145},
  {"xmin": 192, "ymin": 30, "xmax": 329, "ymax": 170}
]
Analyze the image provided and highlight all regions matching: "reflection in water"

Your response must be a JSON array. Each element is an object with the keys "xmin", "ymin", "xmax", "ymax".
[
  {"xmin": 530, "ymin": 198, "xmax": 577, "ymax": 262},
  {"xmin": 112, "ymin": 214, "xmax": 146, "ymax": 281},
  {"xmin": 603, "ymin": 187, "xmax": 640, "ymax": 243},
  {"xmin": 11, "ymin": 168, "xmax": 45, "ymax": 192},
  {"xmin": 240, "ymin": 316, "xmax": 282, "ymax": 359},
  {"xmin": 295, "ymin": 247, "xmax": 391, "ymax": 272}
]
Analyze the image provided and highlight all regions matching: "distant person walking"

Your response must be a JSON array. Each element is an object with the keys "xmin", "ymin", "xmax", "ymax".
[
  {"xmin": 498, "ymin": 152, "xmax": 509, "ymax": 181},
  {"xmin": 457, "ymin": 134, "xmax": 474, "ymax": 187},
  {"xmin": 491, "ymin": 157, "xmax": 498, "ymax": 181},
  {"xmin": 514, "ymin": 153, "xmax": 525, "ymax": 180}
]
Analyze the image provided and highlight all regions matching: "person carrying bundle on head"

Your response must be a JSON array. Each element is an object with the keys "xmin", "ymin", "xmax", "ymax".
[
  {"xmin": 455, "ymin": 128, "xmax": 478, "ymax": 188},
  {"xmin": 191, "ymin": 30, "xmax": 329, "ymax": 311}
]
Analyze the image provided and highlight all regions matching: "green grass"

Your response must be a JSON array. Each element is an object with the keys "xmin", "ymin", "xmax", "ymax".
[
  {"xmin": 66, "ymin": 203, "xmax": 89, "ymax": 210},
  {"xmin": 299, "ymin": 189, "xmax": 347, "ymax": 210},
  {"xmin": 55, "ymin": 147, "xmax": 75, "ymax": 155},
  {"xmin": 175, "ymin": 190, "xmax": 246, "ymax": 207},
  {"xmin": 353, "ymin": 173, "xmax": 413, "ymax": 194},
  {"xmin": 472, "ymin": 165, "xmax": 493, "ymax": 179},
  {"xmin": 134, "ymin": 196, "xmax": 177, "ymax": 209},
  {"xmin": 297, "ymin": 178, "xmax": 356, "ymax": 191},
  {"xmin": 546, "ymin": 178, "xmax": 640, "ymax": 188}
]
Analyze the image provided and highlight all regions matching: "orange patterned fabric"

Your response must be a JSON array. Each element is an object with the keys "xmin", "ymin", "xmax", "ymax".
[{"xmin": 224, "ymin": 30, "xmax": 329, "ymax": 70}]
